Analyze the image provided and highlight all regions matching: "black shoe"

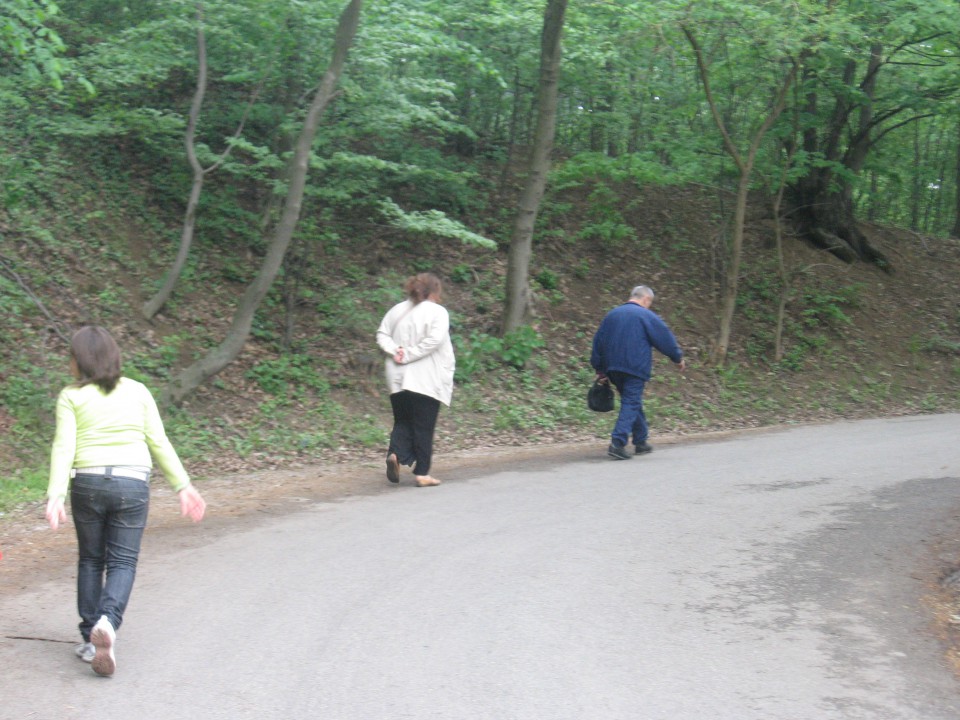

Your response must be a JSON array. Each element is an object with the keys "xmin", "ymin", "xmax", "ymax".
[
  {"xmin": 386, "ymin": 453, "xmax": 400, "ymax": 483},
  {"xmin": 607, "ymin": 443, "xmax": 631, "ymax": 460},
  {"xmin": 634, "ymin": 442, "xmax": 653, "ymax": 455}
]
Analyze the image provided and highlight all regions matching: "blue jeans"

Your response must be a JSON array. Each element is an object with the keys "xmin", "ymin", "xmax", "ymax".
[
  {"xmin": 607, "ymin": 371, "xmax": 648, "ymax": 447},
  {"xmin": 71, "ymin": 474, "xmax": 150, "ymax": 641}
]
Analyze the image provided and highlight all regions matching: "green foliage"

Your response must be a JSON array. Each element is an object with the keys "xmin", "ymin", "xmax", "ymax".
[
  {"xmin": 379, "ymin": 199, "xmax": 496, "ymax": 249},
  {"xmin": 453, "ymin": 332, "xmax": 503, "ymax": 381},
  {"xmin": 457, "ymin": 360, "xmax": 599, "ymax": 434},
  {"xmin": 577, "ymin": 218, "xmax": 636, "ymax": 248},
  {"xmin": 245, "ymin": 355, "xmax": 331, "ymax": 397},
  {"xmin": 1, "ymin": 0, "xmax": 77, "ymax": 91},
  {"xmin": 0, "ymin": 467, "xmax": 47, "ymax": 514},
  {"xmin": 573, "ymin": 183, "xmax": 637, "ymax": 248},
  {"xmin": 127, "ymin": 335, "xmax": 185, "ymax": 382},
  {"xmin": 800, "ymin": 285, "xmax": 862, "ymax": 329},
  {"xmin": 453, "ymin": 326, "xmax": 545, "ymax": 382},
  {"xmin": 908, "ymin": 334, "xmax": 960, "ymax": 355},
  {"xmin": 552, "ymin": 152, "xmax": 684, "ymax": 189},
  {"xmin": 451, "ymin": 263, "xmax": 474, "ymax": 284},
  {"xmin": 534, "ymin": 268, "xmax": 558, "ymax": 290},
  {"xmin": 0, "ymin": 365, "xmax": 60, "ymax": 432},
  {"xmin": 501, "ymin": 326, "xmax": 545, "ymax": 368}
]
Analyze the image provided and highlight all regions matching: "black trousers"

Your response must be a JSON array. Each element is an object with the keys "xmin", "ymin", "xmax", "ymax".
[{"xmin": 389, "ymin": 390, "xmax": 441, "ymax": 476}]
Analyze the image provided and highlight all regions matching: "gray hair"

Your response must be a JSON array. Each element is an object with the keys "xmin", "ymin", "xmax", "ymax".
[{"xmin": 630, "ymin": 285, "xmax": 655, "ymax": 301}]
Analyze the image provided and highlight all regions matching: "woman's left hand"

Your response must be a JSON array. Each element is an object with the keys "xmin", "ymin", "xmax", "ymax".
[
  {"xmin": 178, "ymin": 485, "xmax": 207, "ymax": 523},
  {"xmin": 393, "ymin": 347, "xmax": 405, "ymax": 363},
  {"xmin": 45, "ymin": 497, "xmax": 67, "ymax": 530}
]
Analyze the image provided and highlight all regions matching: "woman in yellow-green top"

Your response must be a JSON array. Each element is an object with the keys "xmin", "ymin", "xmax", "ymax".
[{"xmin": 45, "ymin": 326, "xmax": 206, "ymax": 677}]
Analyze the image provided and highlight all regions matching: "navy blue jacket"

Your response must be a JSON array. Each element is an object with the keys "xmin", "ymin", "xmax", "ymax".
[{"xmin": 591, "ymin": 302, "xmax": 683, "ymax": 381}]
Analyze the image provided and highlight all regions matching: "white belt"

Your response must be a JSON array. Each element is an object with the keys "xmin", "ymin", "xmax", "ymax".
[{"xmin": 73, "ymin": 466, "xmax": 151, "ymax": 482}]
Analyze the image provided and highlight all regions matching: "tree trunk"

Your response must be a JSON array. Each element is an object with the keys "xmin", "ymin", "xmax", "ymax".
[
  {"xmin": 497, "ymin": 67, "xmax": 522, "ymax": 196},
  {"xmin": 953, "ymin": 118, "xmax": 960, "ymax": 238},
  {"xmin": 714, "ymin": 172, "xmax": 751, "ymax": 361},
  {"xmin": 500, "ymin": 0, "xmax": 567, "ymax": 335},
  {"xmin": 162, "ymin": 0, "xmax": 363, "ymax": 406},
  {"xmin": 772, "ymin": 132, "xmax": 800, "ymax": 363},
  {"xmin": 681, "ymin": 25, "xmax": 795, "ymax": 365},
  {"xmin": 143, "ymin": 4, "xmax": 261, "ymax": 319},
  {"xmin": 910, "ymin": 122, "xmax": 922, "ymax": 231},
  {"xmin": 793, "ymin": 170, "xmax": 890, "ymax": 268},
  {"xmin": 142, "ymin": 10, "xmax": 208, "ymax": 320},
  {"xmin": 281, "ymin": 238, "xmax": 304, "ymax": 352},
  {"xmin": 791, "ymin": 47, "xmax": 891, "ymax": 270},
  {"xmin": 605, "ymin": 59, "xmax": 618, "ymax": 158},
  {"xmin": 923, "ymin": 125, "xmax": 944, "ymax": 233}
]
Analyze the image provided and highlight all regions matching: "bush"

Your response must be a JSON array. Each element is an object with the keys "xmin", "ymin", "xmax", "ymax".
[
  {"xmin": 245, "ymin": 355, "xmax": 331, "ymax": 397},
  {"xmin": 453, "ymin": 326, "xmax": 546, "ymax": 383}
]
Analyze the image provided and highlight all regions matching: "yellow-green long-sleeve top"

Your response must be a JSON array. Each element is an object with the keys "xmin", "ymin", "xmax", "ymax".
[{"xmin": 46, "ymin": 377, "xmax": 190, "ymax": 501}]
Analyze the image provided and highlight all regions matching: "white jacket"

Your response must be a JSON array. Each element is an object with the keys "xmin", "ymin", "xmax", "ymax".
[{"xmin": 376, "ymin": 299, "xmax": 455, "ymax": 406}]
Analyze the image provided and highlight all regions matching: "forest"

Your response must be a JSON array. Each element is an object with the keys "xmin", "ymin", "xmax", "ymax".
[{"xmin": 1, "ymin": 0, "xmax": 959, "ymax": 509}]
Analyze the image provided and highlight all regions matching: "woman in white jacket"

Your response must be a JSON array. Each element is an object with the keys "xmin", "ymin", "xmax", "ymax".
[{"xmin": 376, "ymin": 273, "xmax": 455, "ymax": 487}]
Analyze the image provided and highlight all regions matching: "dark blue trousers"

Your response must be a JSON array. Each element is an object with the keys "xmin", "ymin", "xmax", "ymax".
[
  {"xmin": 607, "ymin": 371, "xmax": 648, "ymax": 447},
  {"xmin": 71, "ymin": 474, "xmax": 149, "ymax": 641}
]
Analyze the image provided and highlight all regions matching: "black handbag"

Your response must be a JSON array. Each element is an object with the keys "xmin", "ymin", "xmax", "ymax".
[{"xmin": 587, "ymin": 378, "xmax": 615, "ymax": 412}]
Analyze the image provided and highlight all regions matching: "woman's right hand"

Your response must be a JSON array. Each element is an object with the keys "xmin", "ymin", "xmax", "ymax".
[
  {"xmin": 45, "ymin": 497, "xmax": 67, "ymax": 530},
  {"xmin": 393, "ymin": 347, "xmax": 404, "ymax": 363},
  {"xmin": 178, "ymin": 485, "xmax": 207, "ymax": 523}
]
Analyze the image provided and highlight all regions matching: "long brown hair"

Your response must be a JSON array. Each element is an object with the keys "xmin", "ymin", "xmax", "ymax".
[
  {"xmin": 71, "ymin": 326, "xmax": 122, "ymax": 393},
  {"xmin": 404, "ymin": 272, "xmax": 442, "ymax": 305}
]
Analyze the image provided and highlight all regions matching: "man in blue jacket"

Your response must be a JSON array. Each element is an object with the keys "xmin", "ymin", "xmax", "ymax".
[{"xmin": 591, "ymin": 285, "xmax": 686, "ymax": 460}]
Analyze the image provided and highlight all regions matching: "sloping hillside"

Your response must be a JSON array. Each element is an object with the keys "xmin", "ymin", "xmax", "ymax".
[{"xmin": 1, "ymin": 181, "xmax": 959, "ymax": 496}]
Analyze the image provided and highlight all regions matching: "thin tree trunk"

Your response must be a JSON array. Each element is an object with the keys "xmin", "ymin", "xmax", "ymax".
[
  {"xmin": 588, "ymin": 95, "xmax": 603, "ymax": 152},
  {"xmin": 162, "ymin": 0, "xmax": 363, "ymax": 406},
  {"xmin": 497, "ymin": 67, "xmax": 523, "ymax": 196},
  {"xmin": 910, "ymin": 122, "xmax": 922, "ymax": 231},
  {"xmin": 143, "ymin": 3, "xmax": 261, "ymax": 320},
  {"xmin": 682, "ymin": 25, "xmax": 795, "ymax": 365},
  {"xmin": 931, "ymin": 154, "xmax": 946, "ymax": 233},
  {"xmin": 922, "ymin": 125, "xmax": 943, "ymax": 233},
  {"xmin": 604, "ymin": 60, "xmax": 618, "ymax": 157},
  {"xmin": 500, "ymin": 0, "xmax": 567, "ymax": 334},
  {"xmin": 773, "ymin": 132, "xmax": 800, "ymax": 362},
  {"xmin": 954, "ymin": 118, "xmax": 960, "ymax": 237},
  {"xmin": 281, "ymin": 239, "xmax": 303, "ymax": 352},
  {"xmin": 142, "ymin": 7, "xmax": 209, "ymax": 320},
  {"xmin": 867, "ymin": 171, "xmax": 879, "ymax": 222}
]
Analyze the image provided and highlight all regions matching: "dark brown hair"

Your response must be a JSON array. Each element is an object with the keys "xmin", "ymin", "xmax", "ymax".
[
  {"xmin": 404, "ymin": 272, "xmax": 442, "ymax": 305},
  {"xmin": 71, "ymin": 326, "xmax": 122, "ymax": 394}
]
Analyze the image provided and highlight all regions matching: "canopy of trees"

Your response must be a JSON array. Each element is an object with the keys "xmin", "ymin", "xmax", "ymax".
[{"xmin": 2, "ymin": 0, "xmax": 958, "ymax": 392}]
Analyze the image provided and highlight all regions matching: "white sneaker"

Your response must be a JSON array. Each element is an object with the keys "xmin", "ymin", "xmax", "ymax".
[
  {"xmin": 75, "ymin": 642, "xmax": 95, "ymax": 663},
  {"xmin": 90, "ymin": 616, "xmax": 116, "ymax": 676}
]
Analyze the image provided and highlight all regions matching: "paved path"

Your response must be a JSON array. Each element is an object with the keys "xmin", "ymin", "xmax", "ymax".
[{"xmin": 2, "ymin": 414, "xmax": 960, "ymax": 719}]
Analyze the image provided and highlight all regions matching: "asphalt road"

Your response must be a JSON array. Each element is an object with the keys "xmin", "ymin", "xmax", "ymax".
[{"xmin": 2, "ymin": 414, "xmax": 960, "ymax": 719}]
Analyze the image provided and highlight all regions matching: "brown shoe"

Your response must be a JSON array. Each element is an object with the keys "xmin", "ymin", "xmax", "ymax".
[
  {"xmin": 386, "ymin": 453, "xmax": 400, "ymax": 484},
  {"xmin": 414, "ymin": 475, "xmax": 441, "ymax": 487}
]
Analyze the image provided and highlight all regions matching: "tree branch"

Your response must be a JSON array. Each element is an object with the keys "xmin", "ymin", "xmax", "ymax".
[
  {"xmin": 680, "ymin": 24, "xmax": 744, "ymax": 172},
  {"xmin": 0, "ymin": 256, "xmax": 70, "ymax": 344}
]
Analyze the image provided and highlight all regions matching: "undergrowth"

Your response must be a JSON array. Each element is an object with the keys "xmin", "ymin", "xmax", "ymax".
[{"xmin": 2, "ymin": 176, "xmax": 959, "ymax": 518}]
